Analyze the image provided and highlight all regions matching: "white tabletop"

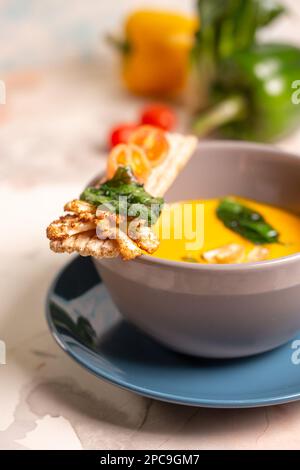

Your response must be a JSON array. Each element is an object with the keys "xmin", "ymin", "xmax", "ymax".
[{"xmin": 1, "ymin": 0, "xmax": 300, "ymax": 450}]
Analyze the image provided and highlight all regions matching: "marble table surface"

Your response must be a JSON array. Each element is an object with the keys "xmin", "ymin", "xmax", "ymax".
[{"xmin": 1, "ymin": 4, "xmax": 300, "ymax": 449}]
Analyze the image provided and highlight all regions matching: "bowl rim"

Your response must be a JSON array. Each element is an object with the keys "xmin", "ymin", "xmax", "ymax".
[{"xmin": 92, "ymin": 139, "xmax": 300, "ymax": 272}]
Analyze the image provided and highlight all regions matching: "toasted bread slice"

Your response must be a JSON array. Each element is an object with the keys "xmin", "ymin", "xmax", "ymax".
[{"xmin": 145, "ymin": 133, "xmax": 197, "ymax": 197}]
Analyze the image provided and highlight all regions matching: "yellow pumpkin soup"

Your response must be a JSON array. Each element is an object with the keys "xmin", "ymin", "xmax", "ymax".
[{"xmin": 153, "ymin": 197, "xmax": 300, "ymax": 263}]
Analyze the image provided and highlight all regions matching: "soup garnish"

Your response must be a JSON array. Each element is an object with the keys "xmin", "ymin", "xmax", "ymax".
[{"xmin": 216, "ymin": 197, "xmax": 279, "ymax": 244}]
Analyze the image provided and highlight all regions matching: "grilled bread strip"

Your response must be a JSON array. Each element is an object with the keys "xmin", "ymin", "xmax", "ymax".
[
  {"xmin": 127, "ymin": 218, "xmax": 160, "ymax": 253},
  {"xmin": 47, "ymin": 133, "xmax": 197, "ymax": 260},
  {"xmin": 50, "ymin": 231, "xmax": 119, "ymax": 259},
  {"xmin": 46, "ymin": 213, "xmax": 96, "ymax": 241},
  {"xmin": 64, "ymin": 199, "xmax": 96, "ymax": 214}
]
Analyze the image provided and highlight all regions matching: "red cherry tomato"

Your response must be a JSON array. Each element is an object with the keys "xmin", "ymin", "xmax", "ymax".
[
  {"xmin": 129, "ymin": 125, "xmax": 169, "ymax": 167},
  {"xmin": 140, "ymin": 104, "xmax": 177, "ymax": 131},
  {"xmin": 107, "ymin": 143, "xmax": 150, "ymax": 183},
  {"xmin": 109, "ymin": 123, "xmax": 138, "ymax": 148}
]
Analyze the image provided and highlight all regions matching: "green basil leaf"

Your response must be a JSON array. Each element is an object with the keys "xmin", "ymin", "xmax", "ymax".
[
  {"xmin": 216, "ymin": 197, "xmax": 279, "ymax": 244},
  {"xmin": 80, "ymin": 166, "xmax": 164, "ymax": 225}
]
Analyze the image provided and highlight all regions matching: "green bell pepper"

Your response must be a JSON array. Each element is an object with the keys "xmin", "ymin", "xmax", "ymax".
[{"xmin": 192, "ymin": 0, "xmax": 300, "ymax": 142}]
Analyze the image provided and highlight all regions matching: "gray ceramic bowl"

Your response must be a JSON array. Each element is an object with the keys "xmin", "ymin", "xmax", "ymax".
[{"xmin": 93, "ymin": 140, "xmax": 300, "ymax": 358}]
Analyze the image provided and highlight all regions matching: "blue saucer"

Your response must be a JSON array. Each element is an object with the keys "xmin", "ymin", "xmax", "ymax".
[{"xmin": 46, "ymin": 256, "xmax": 300, "ymax": 408}]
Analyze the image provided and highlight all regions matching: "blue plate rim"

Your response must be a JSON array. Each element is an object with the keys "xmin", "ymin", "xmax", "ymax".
[{"xmin": 46, "ymin": 257, "xmax": 300, "ymax": 408}]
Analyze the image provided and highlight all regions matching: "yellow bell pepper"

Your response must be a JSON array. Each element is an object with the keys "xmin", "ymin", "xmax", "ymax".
[{"xmin": 110, "ymin": 10, "xmax": 199, "ymax": 97}]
